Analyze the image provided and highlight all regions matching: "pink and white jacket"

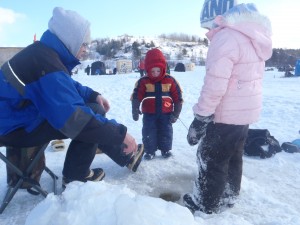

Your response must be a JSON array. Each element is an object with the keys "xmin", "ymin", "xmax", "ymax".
[{"xmin": 193, "ymin": 4, "xmax": 273, "ymax": 125}]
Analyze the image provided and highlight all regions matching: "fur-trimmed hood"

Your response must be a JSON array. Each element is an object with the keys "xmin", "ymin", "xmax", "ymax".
[{"xmin": 207, "ymin": 3, "xmax": 272, "ymax": 61}]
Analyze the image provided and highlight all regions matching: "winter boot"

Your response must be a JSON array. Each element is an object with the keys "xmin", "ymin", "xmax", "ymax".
[
  {"xmin": 127, "ymin": 144, "xmax": 144, "ymax": 172},
  {"xmin": 62, "ymin": 168, "xmax": 105, "ymax": 188},
  {"xmin": 144, "ymin": 152, "xmax": 155, "ymax": 160},
  {"xmin": 183, "ymin": 193, "xmax": 214, "ymax": 214},
  {"xmin": 220, "ymin": 191, "xmax": 237, "ymax": 209},
  {"xmin": 161, "ymin": 150, "xmax": 172, "ymax": 158},
  {"xmin": 183, "ymin": 194, "xmax": 200, "ymax": 213}
]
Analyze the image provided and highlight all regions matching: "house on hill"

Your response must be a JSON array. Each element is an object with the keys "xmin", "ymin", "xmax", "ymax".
[{"xmin": 0, "ymin": 47, "xmax": 24, "ymax": 66}]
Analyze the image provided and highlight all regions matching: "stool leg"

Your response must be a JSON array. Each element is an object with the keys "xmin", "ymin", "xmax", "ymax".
[
  {"xmin": 28, "ymin": 184, "xmax": 48, "ymax": 197},
  {"xmin": 0, "ymin": 178, "xmax": 24, "ymax": 214},
  {"xmin": 0, "ymin": 152, "xmax": 23, "ymax": 177},
  {"xmin": 45, "ymin": 166, "xmax": 58, "ymax": 195},
  {"xmin": 0, "ymin": 143, "xmax": 59, "ymax": 213}
]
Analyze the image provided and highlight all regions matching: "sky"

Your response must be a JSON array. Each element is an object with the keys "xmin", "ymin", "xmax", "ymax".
[
  {"xmin": 0, "ymin": 66, "xmax": 300, "ymax": 225},
  {"xmin": 0, "ymin": 0, "xmax": 299, "ymax": 49}
]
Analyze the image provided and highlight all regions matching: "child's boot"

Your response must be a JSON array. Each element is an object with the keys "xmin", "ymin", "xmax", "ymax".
[{"xmin": 161, "ymin": 150, "xmax": 172, "ymax": 158}]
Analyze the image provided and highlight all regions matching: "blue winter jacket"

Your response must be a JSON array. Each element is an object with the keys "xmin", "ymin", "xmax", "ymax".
[{"xmin": 0, "ymin": 30, "xmax": 126, "ymax": 145}]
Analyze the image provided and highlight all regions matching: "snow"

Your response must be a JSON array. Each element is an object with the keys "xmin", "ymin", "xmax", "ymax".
[{"xmin": 0, "ymin": 66, "xmax": 300, "ymax": 225}]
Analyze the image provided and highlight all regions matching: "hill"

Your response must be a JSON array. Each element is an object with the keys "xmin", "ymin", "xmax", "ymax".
[
  {"xmin": 83, "ymin": 34, "xmax": 208, "ymax": 70},
  {"xmin": 83, "ymin": 34, "xmax": 300, "ymax": 73}
]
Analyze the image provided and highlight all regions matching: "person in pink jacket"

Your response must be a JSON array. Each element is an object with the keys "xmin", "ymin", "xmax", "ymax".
[{"xmin": 183, "ymin": 1, "xmax": 272, "ymax": 214}]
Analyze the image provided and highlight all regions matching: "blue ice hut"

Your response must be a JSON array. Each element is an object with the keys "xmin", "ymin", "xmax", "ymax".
[{"xmin": 294, "ymin": 59, "xmax": 300, "ymax": 76}]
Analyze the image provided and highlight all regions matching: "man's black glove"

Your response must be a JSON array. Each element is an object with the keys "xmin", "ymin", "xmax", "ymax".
[
  {"xmin": 187, "ymin": 114, "xmax": 214, "ymax": 146},
  {"xmin": 132, "ymin": 99, "xmax": 141, "ymax": 121},
  {"xmin": 170, "ymin": 103, "xmax": 182, "ymax": 123}
]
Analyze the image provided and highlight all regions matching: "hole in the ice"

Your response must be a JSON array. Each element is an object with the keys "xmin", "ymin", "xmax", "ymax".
[{"xmin": 159, "ymin": 191, "xmax": 181, "ymax": 202}]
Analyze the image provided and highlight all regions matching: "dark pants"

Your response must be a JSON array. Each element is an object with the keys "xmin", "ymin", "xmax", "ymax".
[
  {"xmin": 139, "ymin": 69, "xmax": 145, "ymax": 77},
  {"xmin": 194, "ymin": 122, "xmax": 249, "ymax": 212},
  {"xmin": 142, "ymin": 113, "xmax": 173, "ymax": 154},
  {"xmin": 0, "ymin": 120, "xmax": 91, "ymax": 179},
  {"xmin": 88, "ymin": 103, "xmax": 132, "ymax": 167},
  {"xmin": 98, "ymin": 144, "xmax": 131, "ymax": 167},
  {"xmin": 0, "ymin": 103, "xmax": 131, "ymax": 180}
]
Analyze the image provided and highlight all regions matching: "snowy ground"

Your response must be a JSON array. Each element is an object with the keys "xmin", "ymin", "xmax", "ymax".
[{"xmin": 0, "ymin": 66, "xmax": 300, "ymax": 225}]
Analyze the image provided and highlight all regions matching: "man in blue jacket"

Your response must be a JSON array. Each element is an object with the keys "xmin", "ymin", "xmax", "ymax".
[{"xmin": 0, "ymin": 7, "xmax": 144, "ymax": 185}]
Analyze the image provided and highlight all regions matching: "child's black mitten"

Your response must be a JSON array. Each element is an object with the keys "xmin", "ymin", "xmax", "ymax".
[
  {"xmin": 170, "ymin": 103, "xmax": 182, "ymax": 123},
  {"xmin": 187, "ymin": 114, "xmax": 214, "ymax": 146},
  {"xmin": 132, "ymin": 99, "xmax": 141, "ymax": 121}
]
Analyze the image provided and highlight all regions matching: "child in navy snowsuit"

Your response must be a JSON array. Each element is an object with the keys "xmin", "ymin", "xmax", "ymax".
[{"xmin": 131, "ymin": 48, "xmax": 183, "ymax": 160}]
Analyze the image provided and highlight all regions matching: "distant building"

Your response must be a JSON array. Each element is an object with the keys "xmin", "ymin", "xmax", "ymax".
[
  {"xmin": 116, "ymin": 59, "xmax": 132, "ymax": 74},
  {"xmin": 0, "ymin": 47, "xmax": 24, "ymax": 66},
  {"xmin": 185, "ymin": 63, "xmax": 195, "ymax": 71}
]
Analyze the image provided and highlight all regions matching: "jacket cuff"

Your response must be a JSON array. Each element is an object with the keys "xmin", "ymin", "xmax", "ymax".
[
  {"xmin": 194, "ymin": 114, "xmax": 214, "ymax": 123},
  {"xmin": 89, "ymin": 91, "xmax": 101, "ymax": 103}
]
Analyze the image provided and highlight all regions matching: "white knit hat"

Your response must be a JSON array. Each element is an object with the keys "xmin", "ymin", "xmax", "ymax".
[
  {"xmin": 200, "ymin": 0, "xmax": 238, "ymax": 29},
  {"xmin": 48, "ymin": 7, "xmax": 91, "ymax": 57}
]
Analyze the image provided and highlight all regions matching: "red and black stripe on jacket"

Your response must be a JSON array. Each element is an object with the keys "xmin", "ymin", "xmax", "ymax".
[{"xmin": 131, "ymin": 75, "xmax": 183, "ymax": 114}]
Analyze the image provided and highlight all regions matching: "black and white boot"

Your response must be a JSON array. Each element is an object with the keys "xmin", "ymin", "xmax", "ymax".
[
  {"xmin": 183, "ymin": 194, "xmax": 200, "ymax": 213},
  {"xmin": 63, "ymin": 168, "xmax": 105, "ymax": 188},
  {"xmin": 127, "ymin": 144, "xmax": 144, "ymax": 172}
]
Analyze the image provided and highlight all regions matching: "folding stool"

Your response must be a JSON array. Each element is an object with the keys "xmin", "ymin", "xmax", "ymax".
[{"xmin": 0, "ymin": 142, "xmax": 58, "ymax": 214}]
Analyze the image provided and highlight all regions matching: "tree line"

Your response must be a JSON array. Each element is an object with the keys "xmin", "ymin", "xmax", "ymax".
[
  {"xmin": 91, "ymin": 34, "xmax": 300, "ymax": 67},
  {"xmin": 92, "ymin": 33, "xmax": 207, "ymax": 60},
  {"xmin": 266, "ymin": 48, "xmax": 300, "ymax": 67}
]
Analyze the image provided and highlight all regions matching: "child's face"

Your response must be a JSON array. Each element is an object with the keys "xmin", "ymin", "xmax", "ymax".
[{"xmin": 151, "ymin": 67, "xmax": 161, "ymax": 77}]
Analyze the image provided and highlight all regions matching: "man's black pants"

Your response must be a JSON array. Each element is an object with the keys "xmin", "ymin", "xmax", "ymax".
[{"xmin": 0, "ymin": 103, "xmax": 132, "ymax": 180}]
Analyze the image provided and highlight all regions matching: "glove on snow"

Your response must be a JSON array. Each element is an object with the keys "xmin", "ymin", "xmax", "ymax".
[
  {"xmin": 132, "ymin": 99, "xmax": 142, "ymax": 121},
  {"xmin": 187, "ymin": 114, "xmax": 214, "ymax": 146},
  {"xmin": 170, "ymin": 103, "xmax": 182, "ymax": 123}
]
